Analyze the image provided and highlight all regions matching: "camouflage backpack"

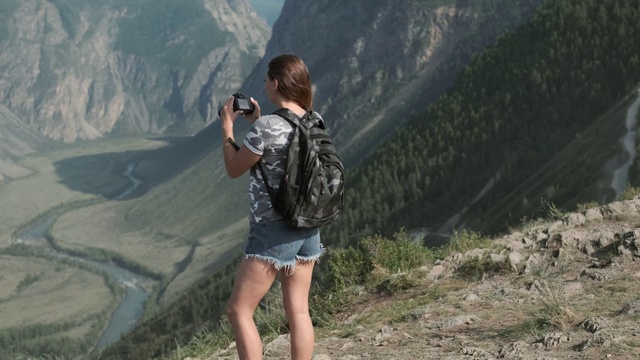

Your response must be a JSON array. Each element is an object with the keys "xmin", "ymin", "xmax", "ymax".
[{"xmin": 259, "ymin": 108, "xmax": 345, "ymax": 228}]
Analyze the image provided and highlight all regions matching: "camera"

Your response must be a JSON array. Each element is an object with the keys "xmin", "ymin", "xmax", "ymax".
[{"xmin": 218, "ymin": 92, "xmax": 255, "ymax": 117}]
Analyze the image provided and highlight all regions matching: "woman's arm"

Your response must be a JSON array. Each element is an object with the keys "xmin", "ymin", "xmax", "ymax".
[
  {"xmin": 220, "ymin": 96, "xmax": 262, "ymax": 178},
  {"xmin": 222, "ymin": 140, "xmax": 261, "ymax": 178}
]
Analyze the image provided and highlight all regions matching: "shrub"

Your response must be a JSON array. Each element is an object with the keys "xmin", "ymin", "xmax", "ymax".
[
  {"xmin": 324, "ymin": 230, "xmax": 433, "ymax": 292},
  {"xmin": 455, "ymin": 257, "xmax": 511, "ymax": 282},
  {"xmin": 361, "ymin": 230, "xmax": 433, "ymax": 273},
  {"xmin": 313, "ymin": 230, "xmax": 434, "ymax": 321},
  {"xmin": 620, "ymin": 184, "xmax": 640, "ymax": 201},
  {"xmin": 435, "ymin": 229, "xmax": 488, "ymax": 258},
  {"xmin": 324, "ymin": 246, "xmax": 372, "ymax": 291},
  {"xmin": 575, "ymin": 201, "xmax": 599, "ymax": 212}
]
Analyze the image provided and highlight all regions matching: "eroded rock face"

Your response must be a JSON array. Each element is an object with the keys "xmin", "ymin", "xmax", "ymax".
[
  {"xmin": 0, "ymin": 0, "xmax": 270, "ymax": 142},
  {"xmin": 1, "ymin": 0, "xmax": 547, "ymax": 148},
  {"xmin": 242, "ymin": 0, "xmax": 547, "ymax": 163}
]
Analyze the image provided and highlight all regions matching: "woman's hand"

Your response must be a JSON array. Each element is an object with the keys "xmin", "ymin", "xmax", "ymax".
[
  {"xmin": 220, "ymin": 96, "xmax": 240, "ymax": 126},
  {"xmin": 243, "ymin": 97, "xmax": 261, "ymax": 123}
]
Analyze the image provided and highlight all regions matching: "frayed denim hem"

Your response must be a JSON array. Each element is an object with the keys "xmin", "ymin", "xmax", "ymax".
[
  {"xmin": 245, "ymin": 246, "xmax": 325, "ymax": 276},
  {"xmin": 296, "ymin": 244, "xmax": 325, "ymax": 264},
  {"xmin": 245, "ymin": 254, "xmax": 296, "ymax": 275}
]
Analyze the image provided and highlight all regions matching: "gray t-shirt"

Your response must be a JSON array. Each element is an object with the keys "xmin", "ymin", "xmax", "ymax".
[{"xmin": 243, "ymin": 114, "xmax": 294, "ymax": 223}]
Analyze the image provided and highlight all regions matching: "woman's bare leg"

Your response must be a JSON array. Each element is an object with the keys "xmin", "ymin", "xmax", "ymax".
[
  {"xmin": 226, "ymin": 258, "xmax": 279, "ymax": 360},
  {"xmin": 280, "ymin": 260, "xmax": 315, "ymax": 360}
]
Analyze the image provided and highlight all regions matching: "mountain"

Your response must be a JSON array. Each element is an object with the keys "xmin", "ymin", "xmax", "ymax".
[
  {"xmin": 0, "ymin": 0, "xmax": 269, "ymax": 143},
  {"xmin": 0, "ymin": 104, "xmax": 51, "ymax": 180},
  {"xmin": 5, "ymin": 0, "xmax": 603, "ymax": 358},
  {"xmin": 240, "ymin": 0, "xmax": 548, "ymax": 165},
  {"xmin": 76, "ymin": 0, "xmax": 548, "ymax": 303},
  {"xmin": 47, "ymin": 0, "xmax": 550, "ymax": 305}
]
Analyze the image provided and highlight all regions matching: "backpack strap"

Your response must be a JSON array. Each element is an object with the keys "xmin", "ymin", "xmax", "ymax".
[
  {"xmin": 272, "ymin": 108, "xmax": 302, "ymax": 127},
  {"xmin": 255, "ymin": 108, "xmax": 308, "ymax": 207},
  {"xmin": 273, "ymin": 108, "xmax": 325, "ymax": 130}
]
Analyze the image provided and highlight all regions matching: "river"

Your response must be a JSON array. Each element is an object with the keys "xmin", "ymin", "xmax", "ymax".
[
  {"xmin": 15, "ymin": 162, "xmax": 151, "ymax": 351},
  {"xmin": 611, "ymin": 93, "xmax": 640, "ymax": 197}
]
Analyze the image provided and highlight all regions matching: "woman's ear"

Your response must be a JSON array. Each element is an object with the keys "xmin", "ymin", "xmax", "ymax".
[{"xmin": 272, "ymin": 79, "xmax": 278, "ymax": 90}]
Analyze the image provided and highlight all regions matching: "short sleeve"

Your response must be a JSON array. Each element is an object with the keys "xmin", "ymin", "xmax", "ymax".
[{"xmin": 243, "ymin": 117, "xmax": 272, "ymax": 155}]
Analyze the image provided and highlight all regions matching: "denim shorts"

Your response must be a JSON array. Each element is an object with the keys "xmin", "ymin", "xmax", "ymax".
[{"xmin": 245, "ymin": 219, "xmax": 324, "ymax": 274}]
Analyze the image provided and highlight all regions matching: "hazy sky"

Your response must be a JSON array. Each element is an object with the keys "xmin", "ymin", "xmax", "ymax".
[{"xmin": 247, "ymin": 0, "xmax": 285, "ymax": 25}]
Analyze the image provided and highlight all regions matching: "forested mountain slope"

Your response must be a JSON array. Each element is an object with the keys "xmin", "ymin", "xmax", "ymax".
[{"xmin": 325, "ymin": 0, "xmax": 640, "ymax": 249}]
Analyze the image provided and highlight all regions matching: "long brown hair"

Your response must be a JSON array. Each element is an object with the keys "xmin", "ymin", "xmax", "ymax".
[{"xmin": 267, "ymin": 54, "xmax": 313, "ymax": 110}]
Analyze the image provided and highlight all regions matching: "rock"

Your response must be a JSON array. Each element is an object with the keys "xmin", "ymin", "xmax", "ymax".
[
  {"xmin": 498, "ymin": 341, "xmax": 529, "ymax": 358},
  {"xmin": 580, "ymin": 268, "xmax": 611, "ymax": 281},
  {"xmin": 563, "ymin": 281, "xmax": 583, "ymax": 297},
  {"xmin": 464, "ymin": 293, "xmax": 480, "ymax": 302},
  {"xmin": 536, "ymin": 333, "xmax": 571, "ymax": 348},
  {"xmin": 545, "ymin": 234, "xmax": 564, "ymax": 249},
  {"xmin": 426, "ymin": 315, "xmax": 479, "ymax": 330},
  {"xmin": 576, "ymin": 330, "xmax": 615, "ymax": 351},
  {"xmin": 409, "ymin": 305, "xmax": 430, "ymax": 320},
  {"xmin": 584, "ymin": 208, "xmax": 604, "ymax": 221},
  {"xmin": 565, "ymin": 213, "xmax": 587, "ymax": 227},
  {"xmin": 506, "ymin": 240, "xmax": 525, "ymax": 251},
  {"xmin": 618, "ymin": 299, "xmax": 640, "ymax": 316},
  {"xmin": 580, "ymin": 317, "xmax": 609, "ymax": 333},
  {"xmin": 373, "ymin": 325, "xmax": 395, "ymax": 345},
  {"xmin": 460, "ymin": 347, "xmax": 489, "ymax": 356},
  {"xmin": 427, "ymin": 264, "xmax": 446, "ymax": 280},
  {"xmin": 467, "ymin": 248, "xmax": 486, "ymax": 259},
  {"xmin": 504, "ymin": 231, "xmax": 526, "ymax": 242},
  {"xmin": 508, "ymin": 251, "xmax": 525, "ymax": 270},
  {"xmin": 312, "ymin": 354, "xmax": 332, "ymax": 360},
  {"xmin": 548, "ymin": 220, "xmax": 564, "ymax": 233},
  {"xmin": 263, "ymin": 334, "xmax": 290, "ymax": 355},
  {"xmin": 618, "ymin": 237, "xmax": 640, "ymax": 257},
  {"xmin": 536, "ymin": 232, "xmax": 549, "ymax": 241},
  {"xmin": 490, "ymin": 253, "xmax": 507, "ymax": 263}
]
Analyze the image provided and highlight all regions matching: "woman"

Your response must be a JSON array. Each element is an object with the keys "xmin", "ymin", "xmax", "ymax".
[{"xmin": 219, "ymin": 54, "xmax": 323, "ymax": 360}]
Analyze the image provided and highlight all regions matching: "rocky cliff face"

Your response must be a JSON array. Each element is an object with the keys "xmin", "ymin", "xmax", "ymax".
[
  {"xmin": 241, "ymin": 0, "xmax": 546, "ymax": 164},
  {"xmin": 0, "ymin": 0, "xmax": 269, "ymax": 143}
]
